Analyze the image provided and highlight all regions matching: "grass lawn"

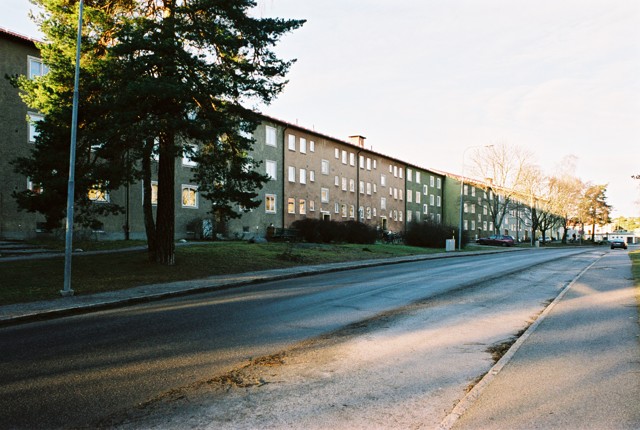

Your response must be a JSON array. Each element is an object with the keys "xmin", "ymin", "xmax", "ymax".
[{"xmin": 0, "ymin": 241, "xmax": 442, "ymax": 306}]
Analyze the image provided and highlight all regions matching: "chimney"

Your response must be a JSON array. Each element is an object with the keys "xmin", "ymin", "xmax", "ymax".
[{"xmin": 349, "ymin": 135, "xmax": 366, "ymax": 148}]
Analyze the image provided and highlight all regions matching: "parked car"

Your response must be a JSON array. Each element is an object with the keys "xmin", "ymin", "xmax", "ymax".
[
  {"xmin": 476, "ymin": 235, "xmax": 515, "ymax": 247},
  {"xmin": 610, "ymin": 239, "xmax": 627, "ymax": 250}
]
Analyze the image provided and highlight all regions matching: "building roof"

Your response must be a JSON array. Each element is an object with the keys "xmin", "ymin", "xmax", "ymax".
[{"xmin": 0, "ymin": 27, "xmax": 41, "ymax": 46}]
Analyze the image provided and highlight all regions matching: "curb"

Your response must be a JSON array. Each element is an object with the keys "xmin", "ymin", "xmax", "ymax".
[{"xmin": 0, "ymin": 247, "xmax": 531, "ymax": 326}]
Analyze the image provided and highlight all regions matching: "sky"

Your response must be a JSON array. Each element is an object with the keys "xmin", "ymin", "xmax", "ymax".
[{"xmin": 2, "ymin": 0, "xmax": 639, "ymax": 217}]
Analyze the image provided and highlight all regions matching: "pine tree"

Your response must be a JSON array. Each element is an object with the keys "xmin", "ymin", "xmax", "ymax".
[{"xmin": 13, "ymin": 0, "xmax": 304, "ymax": 264}]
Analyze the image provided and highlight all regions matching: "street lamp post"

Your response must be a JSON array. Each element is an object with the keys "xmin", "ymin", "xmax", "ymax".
[
  {"xmin": 458, "ymin": 145, "xmax": 492, "ymax": 251},
  {"xmin": 61, "ymin": 0, "xmax": 84, "ymax": 297}
]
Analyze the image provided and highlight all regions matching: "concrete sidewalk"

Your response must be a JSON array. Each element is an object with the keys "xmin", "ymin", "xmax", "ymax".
[{"xmin": 442, "ymin": 250, "xmax": 640, "ymax": 430}]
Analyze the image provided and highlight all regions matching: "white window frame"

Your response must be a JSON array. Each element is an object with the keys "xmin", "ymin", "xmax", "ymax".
[
  {"xmin": 288, "ymin": 166, "xmax": 296, "ymax": 183},
  {"xmin": 310, "ymin": 140, "xmax": 315, "ymax": 152},
  {"xmin": 287, "ymin": 198, "xmax": 295, "ymax": 214},
  {"xmin": 321, "ymin": 188, "xmax": 329, "ymax": 203},
  {"xmin": 27, "ymin": 112, "xmax": 44, "ymax": 143},
  {"xmin": 300, "ymin": 137, "xmax": 307, "ymax": 154},
  {"xmin": 309, "ymin": 170, "xmax": 315, "ymax": 182},
  {"xmin": 288, "ymin": 134, "xmax": 296, "ymax": 151},
  {"xmin": 299, "ymin": 168, "xmax": 307, "ymax": 184},
  {"xmin": 265, "ymin": 126, "xmax": 277, "ymax": 147},
  {"xmin": 266, "ymin": 160, "xmax": 277, "ymax": 180},
  {"xmin": 28, "ymin": 56, "xmax": 48, "ymax": 80},
  {"xmin": 182, "ymin": 144, "xmax": 198, "ymax": 167},
  {"xmin": 265, "ymin": 194, "xmax": 276, "ymax": 213},
  {"xmin": 181, "ymin": 185, "xmax": 198, "ymax": 208},
  {"xmin": 321, "ymin": 159, "xmax": 330, "ymax": 175}
]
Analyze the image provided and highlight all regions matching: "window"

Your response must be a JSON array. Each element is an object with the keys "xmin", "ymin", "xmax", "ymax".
[
  {"xmin": 483, "ymin": 221, "xmax": 488, "ymax": 231},
  {"xmin": 471, "ymin": 220, "xmax": 476, "ymax": 230},
  {"xmin": 287, "ymin": 198, "xmax": 295, "ymax": 214},
  {"xmin": 381, "ymin": 174, "xmax": 386, "ymax": 187},
  {"xmin": 349, "ymin": 205, "xmax": 355, "ymax": 219},
  {"xmin": 471, "ymin": 187, "xmax": 476, "ymax": 197},
  {"xmin": 299, "ymin": 168, "xmax": 307, "ymax": 184},
  {"xmin": 321, "ymin": 188, "xmax": 329, "ymax": 203},
  {"xmin": 335, "ymin": 175, "xmax": 340, "ymax": 187},
  {"xmin": 310, "ymin": 140, "xmax": 315, "ymax": 152},
  {"xmin": 359, "ymin": 155, "xmax": 365, "ymax": 169},
  {"xmin": 300, "ymin": 137, "xmax": 307, "ymax": 153},
  {"xmin": 407, "ymin": 191, "xmax": 412, "ymax": 203},
  {"xmin": 381, "ymin": 197, "xmax": 387, "ymax": 210},
  {"xmin": 415, "ymin": 171, "xmax": 421, "ymax": 183},
  {"xmin": 464, "ymin": 185, "xmax": 469, "ymax": 195},
  {"xmin": 407, "ymin": 210, "xmax": 412, "ymax": 222},
  {"xmin": 423, "ymin": 185, "xmax": 428, "ymax": 195},
  {"xmin": 430, "ymin": 176, "xmax": 435, "ymax": 187},
  {"xmin": 423, "ymin": 204, "xmax": 428, "ymax": 214},
  {"xmin": 27, "ymin": 178, "xmax": 43, "ymax": 195},
  {"xmin": 88, "ymin": 184, "xmax": 110, "ymax": 203},
  {"xmin": 407, "ymin": 168, "xmax": 412, "ymax": 182},
  {"xmin": 399, "ymin": 167, "xmax": 403, "ymax": 178},
  {"xmin": 321, "ymin": 160, "xmax": 329, "ymax": 175},
  {"xmin": 393, "ymin": 166, "xmax": 398, "ymax": 177},
  {"xmin": 143, "ymin": 181, "xmax": 158, "ymax": 205},
  {"xmin": 309, "ymin": 200, "xmax": 315, "ymax": 212},
  {"xmin": 464, "ymin": 202, "xmax": 468, "ymax": 213},
  {"xmin": 464, "ymin": 220, "xmax": 469, "ymax": 230},
  {"xmin": 182, "ymin": 144, "xmax": 197, "ymax": 167},
  {"xmin": 437, "ymin": 196, "xmax": 441, "ymax": 207},
  {"xmin": 437, "ymin": 178, "xmax": 442, "ymax": 189},
  {"xmin": 335, "ymin": 148, "xmax": 340, "ymax": 159},
  {"xmin": 265, "ymin": 126, "xmax": 277, "ymax": 147},
  {"xmin": 366, "ymin": 207, "xmax": 372, "ymax": 219},
  {"xmin": 393, "ymin": 188, "xmax": 398, "ymax": 199},
  {"xmin": 341, "ymin": 177, "xmax": 347, "ymax": 191},
  {"xmin": 27, "ymin": 113, "xmax": 44, "ymax": 143},
  {"xmin": 309, "ymin": 170, "xmax": 315, "ymax": 182},
  {"xmin": 415, "ymin": 211, "xmax": 420, "ymax": 221},
  {"xmin": 288, "ymin": 166, "xmax": 296, "ymax": 182},
  {"xmin": 299, "ymin": 199, "xmax": 306, "ymax": 214},
  {"xmin": 373, "ymin": 183, "xmax": 377, "ymax": 193},
  {"xmin": 359, "ymin": 181, "xmax": 365, "ymax": 194},
  {"xmin": 342, "ymin": 150, "xmax": 347, "ymax": 164},
  {"xmin": 373, "ymin": 159, "xmax": 377, "ymax": 169},
  {"xmin": 349, "ymin": 152, "xmax": 355, "ymax": 166},
  {"xmin": 399, "ymin": 211, "xmax": 403, "ymax": 222},
  {"xmin": 28, "ymin": 56, "xmax": 48, "ymax": 79},
  {"xmin": 399, "ymin": 189, "xmax": 403, "ymax": 201},
  {"xmin": 471, "ymin": 204, "xmax": 476, "ymax": 214},
  {"xmin": 366, "ymin": 182, "xmax": 372, "ymax": 195},
  {"xmin": 265, "ymin": 194, "xmax": 276, "ymax": 213},
  {"xmin": 430, "ymin": 194, "xmax": 435, "ymax": 205},
  {"xmin": 483, "ymin": 205, "xmax": 488, "ymax": 215},
  {"xmin": 416, "ymin": 191, "xmax": 421, "ymax": 204},
  {"xmin": 341, "ymin": 204, "xmax": 347, "ymax": 218},
  {"xmin": 181, "ymin": 185, "xmax": 198, "ymax": 208},
  {"xmin": 349, "ymin": 179, "xmax": 355, "ymax": 192},
  {"xmin": 367, "ymin": 158, "xmax": 372, "ymax": 170},
  {"xmin": 266, "ymin": 160, "xmax": 277, "ymax": 180},
  {"xmin": 335, "ymin": 203, "xmax": 340, "ymax": 214},
  {"xmin": 288, "ymin": 134, "xmax": 296, "ymax": 151}
]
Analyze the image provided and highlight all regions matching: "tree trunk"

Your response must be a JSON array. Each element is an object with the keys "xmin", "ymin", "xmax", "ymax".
[
  {"xmin": 141, "ymin": 139, "xmax": 157, "ymax": 262},
  {"xmin": 155, "ymin": 132, "xmax": 176, "ymax": 265}
]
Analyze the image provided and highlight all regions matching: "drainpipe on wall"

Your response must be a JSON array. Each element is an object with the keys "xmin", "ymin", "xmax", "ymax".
[
  {"xmin": 281, "ymin": 126, "xmax": 287, "ymax": 229},
  {"xmin": 349, "ymin": 135, "xmax": 366, "ymax": 224}
]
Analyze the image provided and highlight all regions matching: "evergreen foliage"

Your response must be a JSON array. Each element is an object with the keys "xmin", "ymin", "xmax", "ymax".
[
  {"xmin": 11, "ymin": 0, "xmax": 304, "ymax": 264},
  {"xmin": 405, "ymin": 220, "xmax": 466, "ymax": 249}
]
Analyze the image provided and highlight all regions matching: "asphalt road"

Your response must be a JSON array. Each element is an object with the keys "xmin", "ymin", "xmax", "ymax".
[{"xmin": 0, "ymin": 248, "xmax": 600, "ymax": 429}]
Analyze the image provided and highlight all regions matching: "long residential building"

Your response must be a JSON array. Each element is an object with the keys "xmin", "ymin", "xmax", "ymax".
[{"xmin": 1, "ymin": 27, "xmax": 536, "ymax": 244}]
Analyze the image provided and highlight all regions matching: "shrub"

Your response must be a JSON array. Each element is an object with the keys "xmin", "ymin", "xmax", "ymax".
[
  {"xmin": 405, "ymin": 220, "xmax": 468, "ymax": 249},
  {"xmin": 291, "ymin": 219, "xmax": 376, "ymax": 244}
]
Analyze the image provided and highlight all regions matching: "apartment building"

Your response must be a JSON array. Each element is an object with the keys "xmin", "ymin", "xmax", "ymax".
[
  {"xmin": 1, "ymin": 26, "xmax": 531, "ymax": 243},
  {"xmin": 405, "ymin": 166, "xmax": 445, "ymax": 225}
]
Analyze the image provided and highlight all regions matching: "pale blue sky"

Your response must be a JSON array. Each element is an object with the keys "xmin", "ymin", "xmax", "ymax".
[{"xmin": 3, "ymin": 0, "xmax": 639, "ymax": 217}]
